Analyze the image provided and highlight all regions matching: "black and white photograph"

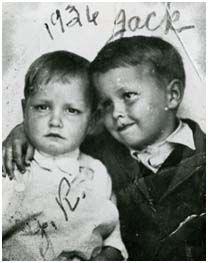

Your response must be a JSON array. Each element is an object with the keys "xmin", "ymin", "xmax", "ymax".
[{"xmin": 2, "ymin": 2, "xmax": 206, "ymax": 261}]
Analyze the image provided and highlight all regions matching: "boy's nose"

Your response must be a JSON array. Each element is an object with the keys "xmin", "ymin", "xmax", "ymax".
[
  {"xmin": 112, "ymin": 101, "xmax": 126, "ymax": 119},
  {"xmin": 49, "ymin": 112, "xmax": 63, "ymax": 128}
]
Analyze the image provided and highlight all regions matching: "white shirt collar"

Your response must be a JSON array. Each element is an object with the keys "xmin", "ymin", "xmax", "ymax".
[
  {"xmin": 33, "ymin": 149, "xmax": 80, "ymax": 175},
  {"xmin": 166, "ymin": 120, "xmax": 195, "ymax": 150},
  {"xmin": 130, "ymin": 120, "xmax": 196, "ymax": 173}
]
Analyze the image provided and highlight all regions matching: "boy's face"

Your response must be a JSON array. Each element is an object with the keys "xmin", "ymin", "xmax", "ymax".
[
  {"xmin": 94, "ymin": 65, "xmax": 173, "ymax": 150},
  {"xmin": 23, "ymin": 76, "xmax": 91, "ymax": 156}
]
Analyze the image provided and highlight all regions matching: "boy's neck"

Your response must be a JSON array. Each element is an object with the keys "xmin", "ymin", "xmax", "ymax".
[
  {"xmin": 36, "ymin": 148, "xmax": 80, "ymax": 160},
  {"xmin": 149, "ymin": 117, "xmax": 180, "ymax": 148}
]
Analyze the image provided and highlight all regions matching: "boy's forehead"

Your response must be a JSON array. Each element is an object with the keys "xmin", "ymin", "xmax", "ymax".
[
  {"xmin": 35, "ymin": 73, "xmax": 88, "ymax": 89},
  {"xmin": 93, "ymin": 64, "xmax": 155, "ymax": 85},
  {"xmin": 28, "ymin": 74, "xmax": 89, "ymax": 98},
  {"xmin": 46, "ymin": 73, "xmax": 88, "ymax": 84}
]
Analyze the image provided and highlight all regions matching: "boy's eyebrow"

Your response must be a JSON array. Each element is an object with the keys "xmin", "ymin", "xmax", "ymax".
[
  {"xmin": 31, "ymin": 99, "xmax": 52, "ymax": 103},
  {"xmin": 116, "ymin": 87, "xmax": 127, "ymax": 93},
  {"xmin": 64, "ymin": 100, "xmax": 90, "ymax": 109},
  {"xmin": 64, "ymin": 102, "xmax": 81, "ymax": 107},
  {"xmin": 116, "ymin": 86, "xmax": 140, "ymax": 94},
  {"xmin": 31, "ymin": 98, "xmax": 85, "ymax": 106}
]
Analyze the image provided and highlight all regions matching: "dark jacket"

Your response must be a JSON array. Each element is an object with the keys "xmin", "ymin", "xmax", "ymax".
[{"xmin": 81, "ymin": 119, "xmax": 206, "ymax": 260}]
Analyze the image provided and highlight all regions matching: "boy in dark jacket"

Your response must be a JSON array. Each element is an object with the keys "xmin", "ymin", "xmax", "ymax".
[{"xmin": 3, "ymin": 36, "xmax": 206, "ymax": 260}]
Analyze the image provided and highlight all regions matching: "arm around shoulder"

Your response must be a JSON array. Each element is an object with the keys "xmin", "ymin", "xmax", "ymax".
[{"xmin": 2, "ymin": 122, "xmax": 34, "ymax": 178}]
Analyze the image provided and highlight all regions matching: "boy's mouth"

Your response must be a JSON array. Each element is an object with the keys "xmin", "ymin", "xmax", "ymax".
[
  {"xmin": 117, "ymin": 123, "xmax": 135, "ymax": 132},
  {"xmin": 45, "ymin": 133, "xmax": 65, "ymax": 139}
]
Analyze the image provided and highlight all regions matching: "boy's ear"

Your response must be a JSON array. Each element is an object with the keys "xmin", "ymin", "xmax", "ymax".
[
  {"xmin": 166, "ymin": 79, "xmax": 184, "ymax": 110},
  {"xmin": 21, "ymin": 99, "xmax": 26, "ymax": 117}
]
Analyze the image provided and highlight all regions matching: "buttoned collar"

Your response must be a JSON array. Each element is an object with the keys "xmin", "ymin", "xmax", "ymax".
[{"xmin": 130, "ymin": 120, "xmax": 196, "ymax": 174}]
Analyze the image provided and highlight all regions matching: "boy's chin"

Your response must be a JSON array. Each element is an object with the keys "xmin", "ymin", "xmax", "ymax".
[
  {"xmin": 38, "ymin": 145, "xmax": 71, "ymax": 157},
  {"xmin": 120, "ymin": 139, "xmax": 147, "ymax": 151},
  {"xmin": 110, "ymin": 132, "xmax": 146, "ymax": 150}
]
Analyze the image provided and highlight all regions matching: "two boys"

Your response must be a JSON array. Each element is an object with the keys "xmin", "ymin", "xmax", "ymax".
[{"xmin": 3, "ymin": 36, "xmax": 206, "ymax": 260}]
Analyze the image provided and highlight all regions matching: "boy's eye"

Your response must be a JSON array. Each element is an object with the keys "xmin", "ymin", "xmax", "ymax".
[
  {"xmin": 65, "ymin": 107, "xmax": 81, "ymax": 115},
  {"xmin": 123, "ymin": 92, "xmax": 139, "ymax": 101},
  {"xmin": 34, "ymin": 105, "xmax": 50, "ymax": 111}
]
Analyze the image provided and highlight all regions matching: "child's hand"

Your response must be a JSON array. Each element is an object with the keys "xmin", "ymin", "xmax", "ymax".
[
  {"xmin": 2, "ymin": 123, "xmax": 34, "ymax": 179},
  {"xmin": 91, "ymin": 246, "xmax": 124, "ymax": 261}
]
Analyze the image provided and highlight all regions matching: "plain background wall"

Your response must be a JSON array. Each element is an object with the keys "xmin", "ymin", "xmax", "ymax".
[{"xmin": 2, "ymin": 2, "xmax": 206, "ymax": 139}]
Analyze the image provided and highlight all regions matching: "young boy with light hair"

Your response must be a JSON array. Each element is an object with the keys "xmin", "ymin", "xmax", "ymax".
[{"xmin": 2, "ymin": 50, "xmax": 127, "ymax": 261}]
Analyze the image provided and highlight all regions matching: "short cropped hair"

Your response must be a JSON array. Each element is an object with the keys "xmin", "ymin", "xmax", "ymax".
[
  {"xmin": 90, "ymin": 36, "xmax": 186, "ymax": 88},
  {"xmin": 24, "ymin": 50, "xmax": 97, "ymax": 111}
]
